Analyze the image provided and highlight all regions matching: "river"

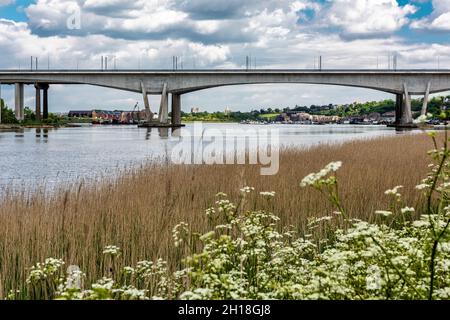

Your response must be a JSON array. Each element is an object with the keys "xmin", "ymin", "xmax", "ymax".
[{"xmin": 0, "ymin": 123, "xmax": 402, "ymax": 195}]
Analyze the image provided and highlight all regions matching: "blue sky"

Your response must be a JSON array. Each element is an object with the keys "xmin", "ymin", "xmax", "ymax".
[{"xmin": 0, "ymin": 0, "xmax": 449, "ymax": 112}]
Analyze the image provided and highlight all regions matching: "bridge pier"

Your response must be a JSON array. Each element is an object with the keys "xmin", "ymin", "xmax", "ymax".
[
  {"xmin": 171, "ymin": 93, "xmax": 181, "ymax": 126},
  {"xmin": 34, "ymin": 83, "xmax": 49, "ymax": 121},
  {"xmin": 42, "ymin": 84, "xmax": 49, "ymax": 120},
  {"xmin": 158, "ymin": 83, "xmax": 169, "ymax": 124},
  {"xmin": 140, "ymin": 81, "xmax": 153, "ymax": 122},
  {"xmin": 34, "ymin": 84, "xmax": 41, "ymax": 121},
  {"xmin": 138, "ymin": 82, "xmax": 184, "ymax": 128},
  {"xmin": 421, "ymin": 81, "xmax": 431, "ymax": 116},
  {"xmin": 14, "ymin": 83, "xmax": 24, "ymax": 121},
  {"xmin": 393, "ymin": 84, "xmax": 415, "ymax": 128}
]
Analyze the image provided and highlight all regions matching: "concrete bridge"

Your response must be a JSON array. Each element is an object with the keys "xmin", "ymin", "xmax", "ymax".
[{"xmin": 1, "ymin": 69, "xmax": 450, "ymax": 126}]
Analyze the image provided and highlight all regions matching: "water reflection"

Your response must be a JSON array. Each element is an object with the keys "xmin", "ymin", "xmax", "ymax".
[
  {"xmin": 144, "ymin": 127, "xmax": 181, "ymax": 140},
  {"xmin": 35, "ymin": 128, "xmax": 50, "ymax": 143}
]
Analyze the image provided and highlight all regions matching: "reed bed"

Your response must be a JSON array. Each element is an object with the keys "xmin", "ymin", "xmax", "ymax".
[{"xmin": 0, "ymin": 133, "xmax": 434, "ymax": 297}]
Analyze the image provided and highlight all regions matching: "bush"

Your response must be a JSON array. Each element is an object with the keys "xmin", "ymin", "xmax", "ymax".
[{"xmin": 1, "ymin": 100, "xmax": 18, "ymax": 124}]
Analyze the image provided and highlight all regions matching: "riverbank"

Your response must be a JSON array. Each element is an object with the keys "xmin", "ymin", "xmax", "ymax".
[
  {"xmin": 0, "ymin": 132, "xmax": 435, "ymax": 297},
  {"xmin": 0, "ymin": 123, "xmax": 83, "ymax": 130}
]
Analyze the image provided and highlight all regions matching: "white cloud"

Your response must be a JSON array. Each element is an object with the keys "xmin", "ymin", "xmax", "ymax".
[
  {"xmin": 326, "ymin": 0, "xmax": 416, "ymax": 36},
  {"xmin": 430, "ymin": 12, "xmax": 450, "ymax": 30},
  {"xmin": 410, "ymin": 0, "xmax": 450, "ymax": 31},
  {"xmin": 0, "ymin": 0, "xmax": 14, "ymax": 6}
]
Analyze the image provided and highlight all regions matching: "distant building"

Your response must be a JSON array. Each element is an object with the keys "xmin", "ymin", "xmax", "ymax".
[
  {"xmin": 277, "ymin": 111, "xmax": 340, "ymax": 124},
  {"xmin": 224, "ymin": 107, "xmax": 232, "ymax": 115},
  {"xmin": 191, "ymin": 107, "xmax": 200, "ymax": 113},
  {"xmin": 68, "ymin": 110, "xmax": 93, "ymax": 117},
  {"xmin": 381, "ymin": 111, "xmax": 396, "ymax": 123}
]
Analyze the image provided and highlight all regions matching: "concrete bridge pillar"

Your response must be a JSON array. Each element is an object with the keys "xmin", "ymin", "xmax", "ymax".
[
  {"xmin": 401, "ymin": 93, "xmax": 413, "ymax": 125},
  {"xmin": 34, "ymin": 83, "xmax": 41, "ymax": 121},
  {"xmin": 395, "ymin": 94, "xmax": 403, "ymax": 126},
  {"xmin": 158, "ymin": 83, "xmax": 169, "ymax": 124},
  {"xmin": 140, "ymin": 81, "xmax": 153, "ymax": 122},
  {"xmin": 14, "ymin": 83, "xmax": 24, "ymax": 121},
  {"xmin": 42, "ymin": 84, "xmax": 49, "ymax": 119},
  {"xmin": 171, "ymin": 93, "xmax": 181, "ymax": 126},
  {"xmin": 395, "ymin": 83, "xmax": 413, "ymax": 127},
  {"xmin": 421, "ymin": 81, "xmax": 431, "ymax": 116}
]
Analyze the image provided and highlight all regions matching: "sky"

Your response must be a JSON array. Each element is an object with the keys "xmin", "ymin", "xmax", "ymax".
[{"xmin": 0, "ymin": 0, "xmax": 449, "ymax": 112}]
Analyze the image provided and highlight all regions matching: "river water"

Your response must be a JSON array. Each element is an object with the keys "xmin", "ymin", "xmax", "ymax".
[{"xmin": 0, "ymin": 123, "xmax": 401, "ymax": 194}]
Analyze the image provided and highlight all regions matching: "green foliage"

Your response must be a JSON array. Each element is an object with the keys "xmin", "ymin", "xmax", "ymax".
[
  {"xmin": 24, "ymin": 107, "xmax": 36, "ymax": 122},
  {"xmin": 179, "ymin": 95, "xmax": 450, "ymax": 123},
  {"xmin": 181, "ymin": 111, "xmax": 259, "ymax": 122},
  {"xmin": 0, "ymin": 99, "xmax": 18, "ymax": 124}
]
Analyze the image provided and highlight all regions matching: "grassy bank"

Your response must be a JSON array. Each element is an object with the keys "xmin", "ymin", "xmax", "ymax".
[{"xmin": 0, "ymin": 133, "xmax": 434, "ymax": 297}]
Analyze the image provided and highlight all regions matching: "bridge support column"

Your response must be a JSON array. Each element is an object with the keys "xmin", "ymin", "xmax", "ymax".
[
  {"xmin": 394, "ymin": 83, "xmax": 413, "ymax": 127},
  {"xmin": 171, "ymin": 93, "xmax": 181, "ymax": 126},
  {"xmin": 158, "ymin": 83, "xmax": 169, "ymax": 124},
  {"xmin": 395, "ymin": 94, "xmax": 403, "ymax": 126},
  {"xmin": 42, "ymin": 84, "xmax": 49, "ymax": 120},
  {"xmin": 14, "ymin": 83, "xmax": 24, "ymax": 121},
  {"xmin": 34, "ymin": 84, "xmax": 41, "ymax": 121},
  {"xmin": 141, "ymin": 81, "xmax": 153, "ymax": 122},
  {"xmin": 421, "ymin": 81, "xmax": 431, "ymax": 116},
  {"xmin": 401, "ymin": 83, "xmax": 413, "ymax": 125}
]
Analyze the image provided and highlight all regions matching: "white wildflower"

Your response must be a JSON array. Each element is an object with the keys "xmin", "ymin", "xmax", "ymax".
[
  {"xmin": 384, "ymin": 186, "xmax": 403, "ymax": 196},
  {"xmin": 91, "ymin": 277, "xmax": 114, "ymax": 291},
  {"xmin": 205, "ymin": 207, "xmax": 215, "ymax": 216},
  {"xmin": 260, "ymin": 191, "xmax": 276, "ymax": 198},
  {"xmin": 300, "ymin": 162, "xmax": 342, "ymax": 187},
  {"xmin": 121, "ymin": 287, "xmax": 149, "ymax": 300},
  {"xmin": 375, "ymin": 210, "xmax": 393, "ymax": 217},
  {"xmin": 215, "ymin": 192, "xmax": 227, "ymax": 198},
  {"xmin": 172, "ymin": 222, "xmax": 189, "ymax": 248},
  {"xmin": 401, "ymin": 207, "xmax": 415, "ymax": 214},
  {"xmin": 240, "ymin": 186, "xmax": 255, "ymax": 194},
  {"xmin": 300, "ymin": 173, "xmax": 320, "ymax": 187},
  {"xmin": 324, "ymin": 161, "xmax": 343, "ymax": 172},
  {"xmin": 103, "ymin": 245, "xmax": 121, "ymax": 256},
  {"xmin": 123, "ymin": 266, "xmax": 135, "ymax": 275},
  {"xmin": 415, "ymin": 184, "xmax": 430, "ymax": 190}
]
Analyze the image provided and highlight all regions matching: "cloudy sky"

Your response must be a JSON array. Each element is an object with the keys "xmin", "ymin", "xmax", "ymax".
[{"xmin": 0, "ymin": 0, "xmax": 449, "ymax": 112}]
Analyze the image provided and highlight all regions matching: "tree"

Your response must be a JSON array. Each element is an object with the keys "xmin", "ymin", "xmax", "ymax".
[
  {"xmin": 1, "ymin": 99, "xmax": 18, "ymax": 124},
  {"xmin": 24, "ymin": 107, "xmax": 36, "ymax": 122}
]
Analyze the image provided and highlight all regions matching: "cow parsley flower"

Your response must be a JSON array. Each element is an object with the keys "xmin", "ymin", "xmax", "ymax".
[
  {"xmin": 215, "ymin": 192, "xmax": 227, "ymax": 198},
  {"xmin": 260, "ymin": 191, "xmax": 276, "ymax": 197},
  {"xmin": 300, "ymin": 162, "xmax": 342, "ymax": 187},
  {"xmin": 103, "ymin": 245, "xmax": 121, "ymax": 256},
  {"xmin": 375, "ymin": 210, "xmax": 393, "ymax": 217},
  {"xmin": 240, "ymin": 186, "xmax": 255, "ymax": 193},
  {"xmin": 416, "ymin": 184, "xmax": 430, "ymax": 190},
  {"xmin": 325, "ymin": 161, "xmax": 343, "ymax": 172},
  {"xmin": 172, "ymin": 222, "xmax": 189, "ymax": 248},
  {"xmin": 401, "ymin": 207, "xmax": 415, "ymax": 214},
  {"xmin": 385, "ymin": 186, "xmax": 403, "ymax": 196}
]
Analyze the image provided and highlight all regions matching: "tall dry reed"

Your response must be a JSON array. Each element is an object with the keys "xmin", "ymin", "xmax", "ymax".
[{"xmin": 0, "ymin": 133, "xmax": 434, "ymax": 297}]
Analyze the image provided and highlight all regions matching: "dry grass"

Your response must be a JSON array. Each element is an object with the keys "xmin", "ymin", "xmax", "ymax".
[{"xmin": 0, "ymin": 132, "xmax": 435, "ymax": 297}]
